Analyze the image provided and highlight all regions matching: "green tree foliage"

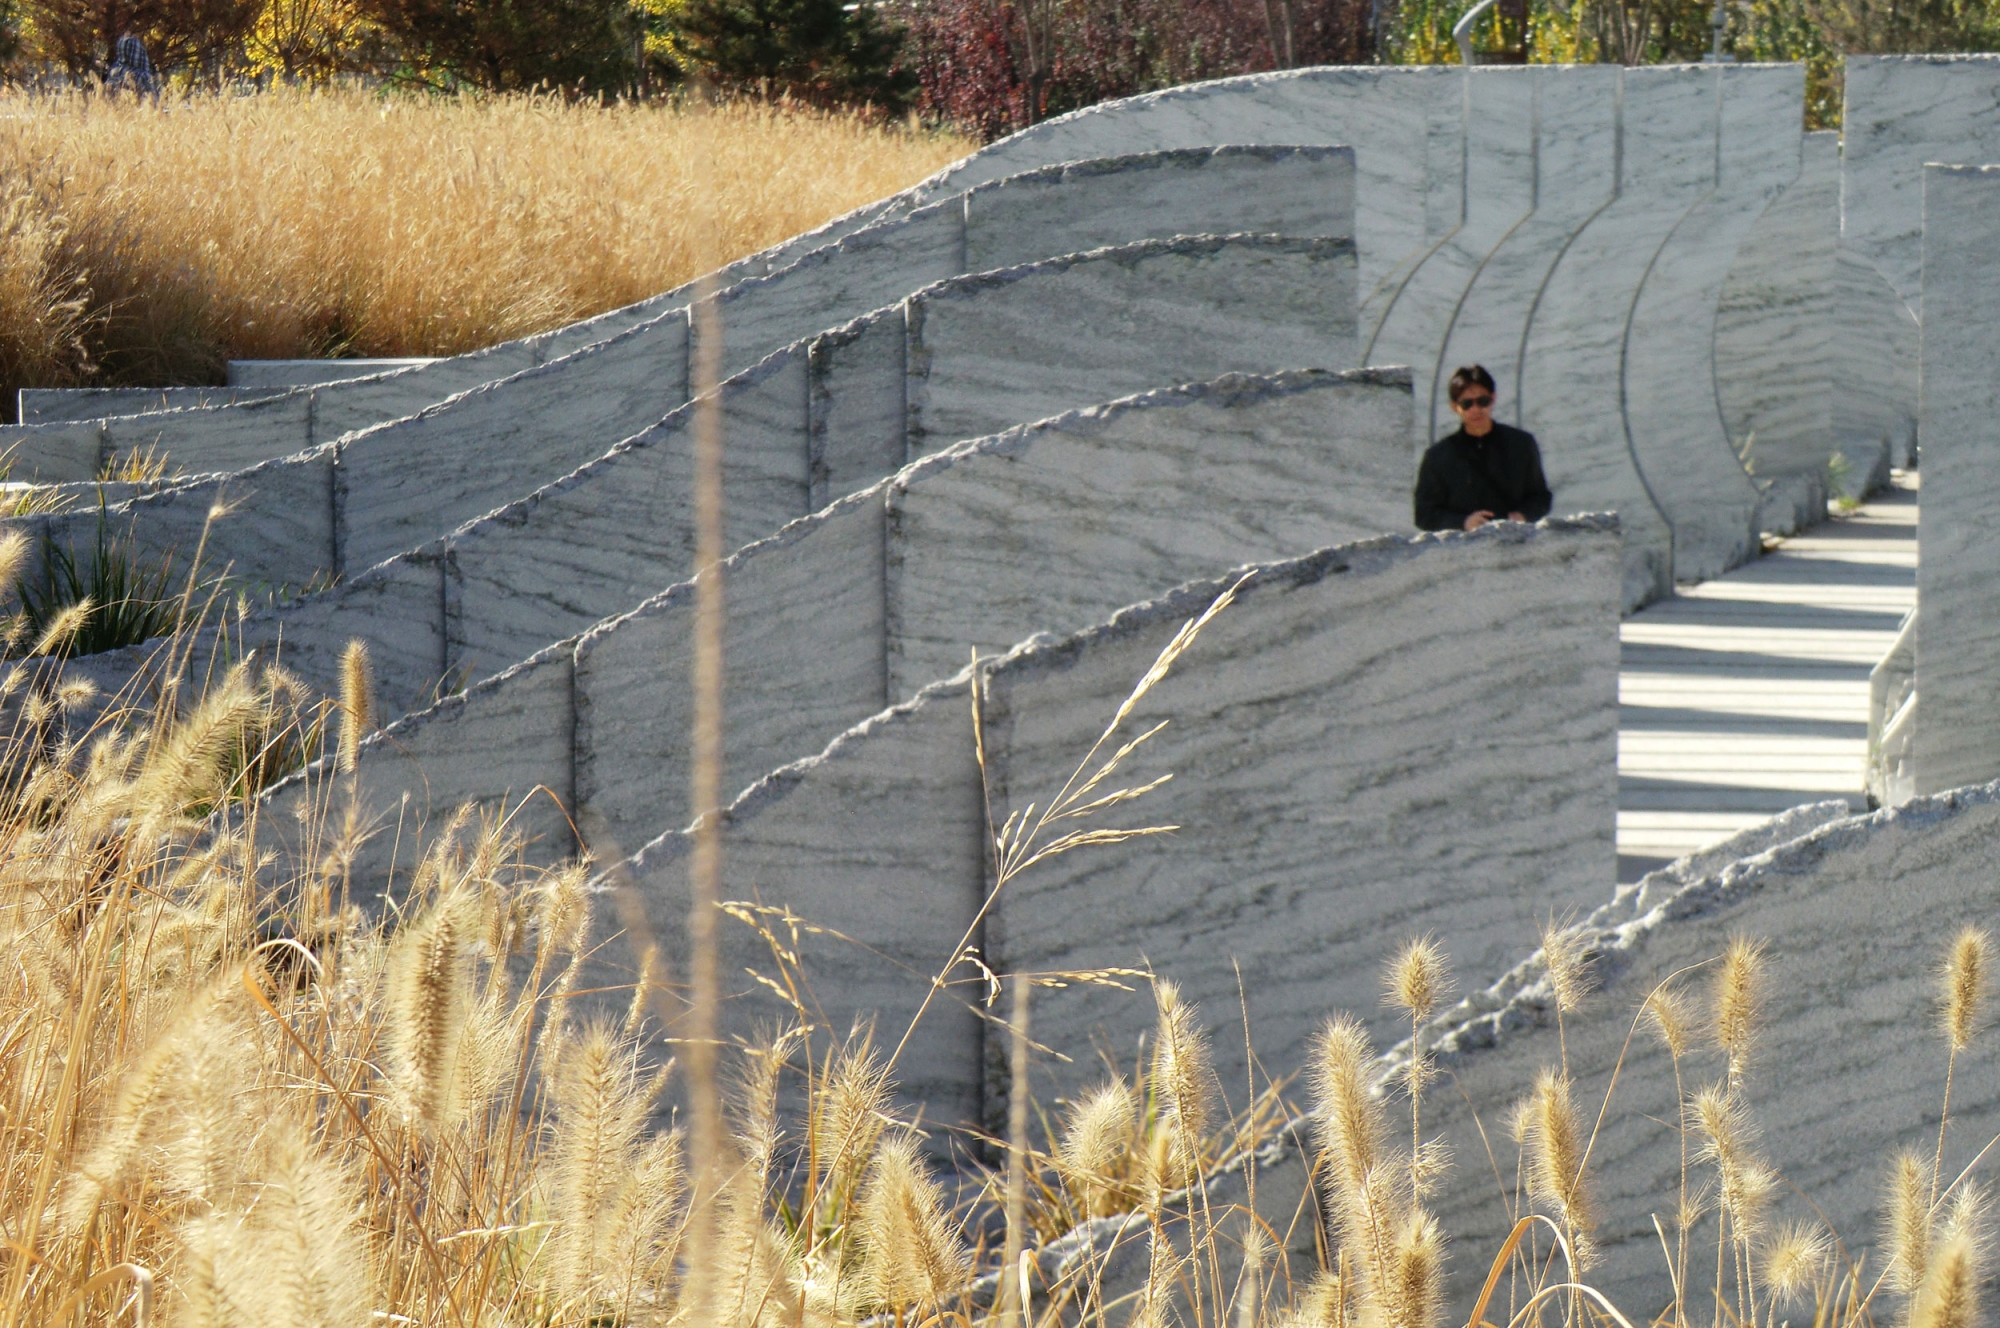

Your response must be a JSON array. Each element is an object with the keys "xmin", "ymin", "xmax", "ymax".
[
  {"xmin": 668, "ymin": 0, "xmax": 915, "ymax": 109},
  {"xmin": 25, "ymin": 0, "xmax": 260, "ymax": 80},
  {"xmin": 353, "ymin": 0, "xmax": 640, "ymax": 90}
]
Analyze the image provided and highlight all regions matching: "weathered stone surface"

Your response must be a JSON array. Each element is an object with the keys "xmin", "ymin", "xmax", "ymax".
[
  {"xmin": 908, "ymin": 235, "xmax": 1357, "ymax": 453},
  {"xmin": 621, "ymin": 681, "xmax": 989, "ymax": 1130},
  {"xmin": 609, "ymin": 518, "xmax": 1618, "ymax": 1135},
  {"xmin": 885, "ymin": 369, "xmax": 1413, "ymax": 694},
  {"xmin": 1518, "ymin": 66, "xmax": 1713, "ymax": 610},
  {"xmin": 335, "ymin": 316, "xmax": 690, "ymax": 574},
  {"xmin": 574, "ymin": 493, "xmax": 889, "ymax": 858},
  {"xmin": 1624, "ymin": 63, "xmax": 1800, "ymax": 583},
  {"xmin": 270, "ymin": 644, "xmax": 580, "ymax": 890},
  {"xmin": 1914, "ymin": 164, "xmax": 2000, "ymax": 796},
  {"xmin": 985, "ymin": 519, "xmax": 1619, "ymax": 1099},
  {"xmin": 1431, "ymin": 65, "xmax": 1621, "ymax": 449},
  {"xmin": 811, "ymin": 313, "xmax": 910, "ymax": 505},
  {"xmin": 1715, "ymin": 131, "xmax": 1836, "ymax": 489}
]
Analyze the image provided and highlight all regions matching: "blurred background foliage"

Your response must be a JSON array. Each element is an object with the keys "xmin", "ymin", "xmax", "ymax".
[{"xmin": 0, "ymin": 0, "xmax": 1993, "ymax": 140}]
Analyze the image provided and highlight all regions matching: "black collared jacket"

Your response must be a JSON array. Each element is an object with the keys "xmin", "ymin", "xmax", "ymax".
[{"xmin": 1413, "ymin": 422, "xmax": 1554, "ymax": 532}]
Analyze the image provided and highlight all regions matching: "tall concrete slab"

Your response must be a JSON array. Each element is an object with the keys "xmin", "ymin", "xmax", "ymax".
[
  {"xmin": 1624, "ymin": 63, "xmax": 1802, "ymax": 582},
  {"xmin": 1915, "ymin": 164, "xmax": 2000, "ymax": 795},
  {"xmin": 1518, "ymin": 66, "xmax": 1710, "ymax": 609},
  {"xmin": 1841, "ymin": 54, "xmax": 2000, "ymax": 318},
  {"xmin": 612, "ymin": 518, "xmax": 1619, "ymax": 1131},
  {"xmin": 1715, "ymin": 130, "xmax": 1836, "ymax": 490},
  {"xmin": 1432, "ymin": 66, "xmax": 1621, "ymax": 451},
  {"xmin": 1366, "ymin": 67, "xmax": 1538, "ymax": 448}
]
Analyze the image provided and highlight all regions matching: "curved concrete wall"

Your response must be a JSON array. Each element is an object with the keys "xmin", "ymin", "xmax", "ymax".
[
  {"xmin": 611, "ymin": 518, "xmax": 1618, "ymax": 1131},
  {"xmin": 12, "ymin": 233, "xmax": 1358, "ymax": 639},
  {"xmin": 0, "ymin": 147, "xmax": 1356, "ymax": 482},
  {"xmin": 1624, "ymin": 63, "xmax": 1801, "ymax": 583},
  {"xmin": 1518, "ymin": 67, "xmax": 1714, "ymax": 609},
  {"xmin": 1431, "ymin": 66, "xmax": 1621, "ymax": 452},
  {"xmin": 1715, "ymin": 130, "xmax": 1836, "ymax": 487},
  {"xmin": 253, "ymin": 369, "xmax": 1414, "ymax": 876},
  {"xmin": 904, "ymin": 67, "xmax": 1465, "ymax": 316}
]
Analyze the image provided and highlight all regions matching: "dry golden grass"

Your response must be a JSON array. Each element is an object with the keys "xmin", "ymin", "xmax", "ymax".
[
  {"xmin": 0, "ymin": 568, "xmax": 1982, "ymax": 1328},
  {"xmin": 0, "ymin": 87, "xmax": 970, "ymax": 400}
]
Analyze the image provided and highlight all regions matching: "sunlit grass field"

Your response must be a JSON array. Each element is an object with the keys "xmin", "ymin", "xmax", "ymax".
[{"xmin": 0, "ymin": 89, "xmax": 970, "ymax": 407}]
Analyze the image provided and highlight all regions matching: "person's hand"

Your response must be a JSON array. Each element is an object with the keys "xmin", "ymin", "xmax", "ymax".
[
  {"xmin": 1507, "ymin": 511, "xmax": 1525, "ymax": 523},
  {"xmin": 1464, "ymin": 510, "xmax": 1495, "ymax": 531}
]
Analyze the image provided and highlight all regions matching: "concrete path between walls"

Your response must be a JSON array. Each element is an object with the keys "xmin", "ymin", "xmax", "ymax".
[{"xmin": 1617, "ymin": 476, "xmax": 1916, "ymax": 879}]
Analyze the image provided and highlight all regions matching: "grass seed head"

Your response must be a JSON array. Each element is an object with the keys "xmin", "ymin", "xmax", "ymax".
[
  {"xmin": 337, "ymin": 638, "xmax": 373, "ymax": 773},
  {"xmin": 1151, "ymin": 978, "xmax": 1215, "ymax": 1189},
  {"xmin": 1942, "ymin": 926, "xmax": 1990, "ymax": 1052},
  {"xmin": 1886, "ymin": 1150, "xmax": 1935, "ymax": 1294},
  {"xmin": 1761, "ymin": 1222, "xmax": 1831, "ymax": 1304},
  {"xmin": 1521, "ymin": 1067, "xmax": 1595, "ymax": 1242},
  {"xmin": 1539, "ymin": 921, "xmax": 1593, "ymax": 1015},
  {"xmin": 1385, "ymin": 935, "xmax": 1453, "ymax": 1022},
  {"xmin": 1058, "ymin": 1078, "xmax": 1138, "ymax": 1218},
  {"xmin": 858, "ymin": 1133, "xmax": 969, "ymax": 1317},
  {"xmin": 1713, "ymin": 934, "xmax": 1767, "ymax": 1083},
  {"xmin": 1913, "ymin": 1228, "xmax": 1980, "ymax": 1328},
  {"xmin": 1645, "ymin": 982, "xmax": 1693, "ymax": 1059}
]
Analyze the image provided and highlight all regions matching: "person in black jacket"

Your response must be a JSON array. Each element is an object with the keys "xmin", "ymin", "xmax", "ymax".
[{"xmin": 1414, "ymin": 365, "xmax": 1554, "ymax": 532}]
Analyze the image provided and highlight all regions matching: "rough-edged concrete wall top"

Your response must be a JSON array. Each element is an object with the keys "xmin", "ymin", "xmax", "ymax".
[
  {"xmin": 1363, "ymin": 782, "xmax": 2000, "ymax": 1321},
  {"xmin": 1915, "ymin": 164, "xmax": 2000, "ymax": 795},
  {"xmin": 911, "ymin": 67, "xmax": 1459, "ymax": 308}
]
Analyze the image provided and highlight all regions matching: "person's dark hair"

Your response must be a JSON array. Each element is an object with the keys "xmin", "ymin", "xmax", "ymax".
[{"xmin": 1448, "ymin": 365, "xmax": 1497, "ymax": 403}]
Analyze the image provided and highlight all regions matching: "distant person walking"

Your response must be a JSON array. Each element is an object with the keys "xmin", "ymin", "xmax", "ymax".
[
  {"xmin": 105, "ymin": 33, "xmax": 157, "ymax": 96},
  {"xmin": 1414, "ymin": 365, "xmax": 1553, "ymax": 532}
]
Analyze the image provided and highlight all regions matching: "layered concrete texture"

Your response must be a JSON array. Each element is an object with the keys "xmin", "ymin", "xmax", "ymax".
[
  {"xmin": 1376, "ymin": 782, "xmax": 2000, "ymax": 1316},
  {"xmin": 906, "ymin": 66, "xmax": 1464, "ymax": 317},
  {"xmin": 275, "ymin": 369, "xmax": 1415, "ymax": 878},
  {"xmin": 1624, "ymin": 63, "xmax": 1801, "ymax": 582},
  {"xmin": 1841, "ymin": 54, "xmax": 2000, "ymax": 317},
  {"xmin": 18, "ymin": 386, "xmax": 285, "ymax": 423},
  {"xmin": 1914, "ymin": 165, "xmax": 2000, "ymax": 796},
  {"xmin": 616, "ymin": 518, "xmax": 1620, "ymax": 1125},
  {"xmin": 1517, "ymin": 67, "xmax": 1716, "ymax": 609},
  {"xmin": 24, "ymin": 234, "xmax": 1359, "ymax": 683}
]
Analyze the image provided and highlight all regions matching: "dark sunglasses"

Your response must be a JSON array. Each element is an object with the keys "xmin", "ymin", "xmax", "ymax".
[{"xmin": 1455, "ymin": 394, "xmax": 1494, "ymax": 409}]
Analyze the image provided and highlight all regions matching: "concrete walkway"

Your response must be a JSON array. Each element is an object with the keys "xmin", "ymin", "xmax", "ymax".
[{"xmin": 1616, "ymin": 474, "xmax": 1918, "ymax": 881}]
